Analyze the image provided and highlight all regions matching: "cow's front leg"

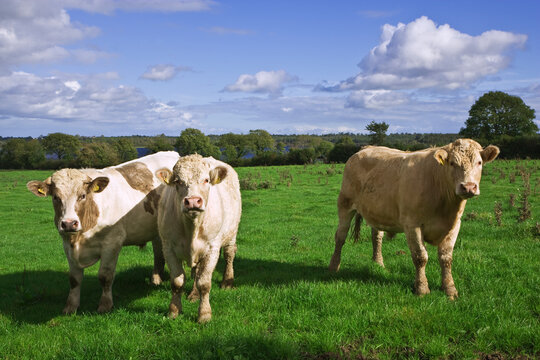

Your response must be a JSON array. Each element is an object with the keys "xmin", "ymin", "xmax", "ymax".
[
  {"xmin": 151, "ymin": 237, "xmax": 165, "ymax": 286},
  {"xmin": 187, "ymin": 265, "xmax": 199, "ymax": 302},
  {"xmin": 405, "ymin": 227, "xmax": 430, "ymax": 296},
  {"xmin": 371, "ymin": 228, "xmax": 384, "ymax": 267},
  {"xmin": 195, "ymin": 246, "xmax": 220, "ymax": 323},
  {"xmin": 64, "ymin": 264, "xmax": 83, "ymax": 314},
  {"xmin": 438, "ymin": 222, "xmax": 460, "ymax": 300},
  {"xmin": 221, "ymin": 242, "xmax": 237, "ymax": 289},
  {"xmin": 163, "ymin": 247, "xmax": 185, "ymax": 319},
  {"xmin": 97, "ymin": 248, "xmax": 121, "ymax": 313}
]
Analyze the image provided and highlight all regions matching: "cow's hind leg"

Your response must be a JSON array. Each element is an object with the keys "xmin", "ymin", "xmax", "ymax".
[
  {"xmin": 329, "ymin": 194, "xmax": 357, "ymax": 272},
  {"xmin": 405, "ymin": 227, "xmax": 430, "ymax": 296},
  {"xmin": 97, "ymin": 247, "xmax": 121, "ymax": 313},
  {"xmin": 371, "ymin": 228, "xmax": 385, "ymax": 267},
  {"xmin": 150, "ymin": 237, "xmax": 165, "ymax": 286},
  {"xmin": 220, "ymin": 242, "xmax": 237, "ymax": 289},
  {"xmin": 195, "ymin": 246, "xmax": 220, "ymax": 323}
]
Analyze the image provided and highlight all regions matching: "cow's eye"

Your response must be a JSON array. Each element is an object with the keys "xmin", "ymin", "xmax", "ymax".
[
  {"xmin": 204, "ymin": 178, "xmax": 209, "ymax": 184},
  {"xmin": 78, "ymin": 194, "xmax": 86, "ymax": 201},
  {"xmin": 478, "ymin": 161, "xmax": 482, "ymax": 166}
]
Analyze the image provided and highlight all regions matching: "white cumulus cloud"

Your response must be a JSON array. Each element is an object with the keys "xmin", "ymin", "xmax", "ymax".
[
  {"xmin": 140, "ymin": 64, "xmax": 192, "ymax": 81},
  {"xmin": 318, "ymin": 16, "xmax": 527, "ymax": 92},
  {"xmin": 346, "ymin": 90, "xmax": 410, "ymax": 109},
  {"xmin": 223, "ymin": 70, "xmax": 298, "ymax": 96}
]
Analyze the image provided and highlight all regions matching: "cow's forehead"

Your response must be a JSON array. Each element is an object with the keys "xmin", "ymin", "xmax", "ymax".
[
  {"xmin": 51, "ymin": 169, "xmax": 90, "ymax": 195},
  {"xmin": 449, "ymin": 139, "xmax": 482, "ymax": 163},
  {"xmin": 173, "ymin": 154, "xmax": 210, "ymax": 181}
]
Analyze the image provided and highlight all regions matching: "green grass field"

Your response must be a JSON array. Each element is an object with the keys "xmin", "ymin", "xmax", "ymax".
[{"xmin": 0, "ymin": 161, "xmax": 538, "ymax": 359}]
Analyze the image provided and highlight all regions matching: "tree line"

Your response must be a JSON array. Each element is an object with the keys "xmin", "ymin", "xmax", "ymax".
[{"xmin": 0, "ymin": 91, "xmax": 538, "ymax": 169}]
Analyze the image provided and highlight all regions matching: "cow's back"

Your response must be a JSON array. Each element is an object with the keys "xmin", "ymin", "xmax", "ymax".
[
  {"xmin": 342, "ymin": 146, "xmax": 440, "ymax": 232},
  {"xmin": 82, "ymin": 151, "xmax": 180, "ymax": 244}
]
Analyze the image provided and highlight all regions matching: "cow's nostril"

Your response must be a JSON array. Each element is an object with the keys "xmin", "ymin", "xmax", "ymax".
[
  {"xmin": 184, "ymin": 198, "xmax": 190, "ymax": 206},
  {"xmin": 72, "ymin": 220, "xmax": 79, "ymax": 227},
  {"xmin": 61, "ymin": 221, "xmax": 67, "ymax": 230}
]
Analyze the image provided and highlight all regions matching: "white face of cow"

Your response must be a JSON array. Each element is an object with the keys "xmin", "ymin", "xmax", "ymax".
[
  {"xmin": 435, "ymin": 139, "xmax": 500, "ymax": 199},
  {"xmin": 27, "ymin": 169, "xmax": 109, "ymax": 234},
  {"xmin": 156, "ymin": 155, "xmax": 227, "ymax": 220}
]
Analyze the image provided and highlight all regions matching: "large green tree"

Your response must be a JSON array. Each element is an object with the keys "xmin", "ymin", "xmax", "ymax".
[
  {"xmin": 175, "ymin": 128, "xmax": 220, "ymax": 157},
  {"xmin": 42, "ymin": 133, "xmax": 81, "ymax": 160},
  {"xmin": 248, "ymin": 129, "xmax": 275, "ymax": 155},
  {"xmin": 366, "ymin": 121, "xmax": 389, "ymax": 145},
  {"xmin": 460, "ymin": 91, "xmax": 538, "ymax": 140},
  {"xmin": 77, "ymin": 142, "xmax": 120, "ymax": 168}
]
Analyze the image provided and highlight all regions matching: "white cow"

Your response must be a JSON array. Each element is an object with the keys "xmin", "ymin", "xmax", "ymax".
[
  {"xmin": 156, "ymin": 154, "xmax": 241, "ymax": 323},
  {"xmin": 27, "ymin": 151, "xmax": 180, "ymax": 314}
]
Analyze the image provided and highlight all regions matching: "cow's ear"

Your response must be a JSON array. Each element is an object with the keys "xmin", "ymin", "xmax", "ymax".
[
  {"xmin": 27, "ymin": 179, "xmax": 50, "ymax": 197},
  {"xmin": 481, "ymin": 145, "xmax": 500, "ymax": 163},
  {"xmin": 434, "ymin": 149, "xmax": 448, "ymax": 166},
  {"xmin": 89, "ymin": 177, "xmax": 109, "ymax": 193},
  {"xmin": 210, "ymin": 166, "xmax": 228, "ymax": 185},
  {"xmin": 156, "ymin": 168, "xmax": 173, "ymax": 185}
]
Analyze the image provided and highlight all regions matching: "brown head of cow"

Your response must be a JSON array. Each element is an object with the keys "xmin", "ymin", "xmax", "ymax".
[
  {"xmin": 434, "ymin": 139, "xmax": 500, "ymax": 199},
  {"xmin": 156, "ymin": 154, "xmax": 228, "ymax": 219},
  {"xmin": 27, "ymin": 169, "xmax": 109, "ymax": 234}
]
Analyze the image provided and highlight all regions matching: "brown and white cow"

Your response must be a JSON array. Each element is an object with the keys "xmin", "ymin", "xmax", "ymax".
[
  {"xmin": 27, "ymin": 151, "xmax": 180, "ymax": 314},
  {"xmin": 329, "ymin": 139, "xmax": 499, "ymax": 299},
  {"xmin": 156, "ymin": 154, "xmax": 241, "ymax": 323}
]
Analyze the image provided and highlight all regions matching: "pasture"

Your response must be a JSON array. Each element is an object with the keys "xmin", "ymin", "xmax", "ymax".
[{"xmin": 0, "ymin": 161, "xmax": 538, "ymax": 359}]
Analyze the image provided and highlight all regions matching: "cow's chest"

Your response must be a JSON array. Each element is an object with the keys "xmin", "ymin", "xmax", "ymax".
[
  {"xmin": 66, "ymin": 241, "xmax": 101, "ymax": 268},
  {"xmin": 422, "ymin": 218, "xmax": 457, "ymax": 245}
]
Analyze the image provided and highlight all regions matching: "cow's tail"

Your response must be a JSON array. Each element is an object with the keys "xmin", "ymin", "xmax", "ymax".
[{"xmin": 351, "ymin": 212, "xmax": 362, "ymax": 243}]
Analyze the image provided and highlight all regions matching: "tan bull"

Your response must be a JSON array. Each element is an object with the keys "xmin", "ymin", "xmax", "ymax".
[
  {"xmin": 156, "ymin": 154, "xmax": 241, "ymax": 323},
  {"xmin": 329, "ymin": 139, "xmax": 499, "ymax": 299}
]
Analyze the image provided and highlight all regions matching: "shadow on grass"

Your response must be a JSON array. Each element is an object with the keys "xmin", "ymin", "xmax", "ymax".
[
  {"xmin": 0, "ymin": 266, "xmax": 163, "ymax": 324},
  {"xmin": 232, "ymin": 256, "xmax": 406, "ymax": 288},
  {"xmin": 0, "ymin": 256, "xmax": 408, "ymax": 325}
]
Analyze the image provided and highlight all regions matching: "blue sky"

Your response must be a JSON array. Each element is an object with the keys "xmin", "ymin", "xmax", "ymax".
[{"xmin": 1, "ymin": 0, "xmax": 539, "ymax": 137}]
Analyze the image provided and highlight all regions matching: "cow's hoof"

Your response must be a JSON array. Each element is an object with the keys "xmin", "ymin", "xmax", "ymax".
[
  {"xmin": 198, "ymin": 311, "xmax": 212, "ymax": 323},
  {"xmin": 187, "ymin": 290, "xmax": 200, "ymax": 302},
  {"xmin": 168, "ymin": 303, "xmax": 182, "ymax": 318},
  {"xmin": 414, "ymin": 284, "xmax": 431, "ymax": 297},
  {"xmin": 62, "ymin": 305, "xmax": 78, "ymax": 315},
  {"xmin": 97, "ymin": 302, "xmax": 113, "ymax": 313},
  {"xmin": 328, "ymin": 258, "xmax": 341, "ymax": 272},
  {"xmin": 151, "ymin": 274, "xmax": 163, "ymax": 286},
  {"xmin": 444, "ymin": 287, "xmax": 458, "ymax": 300},
  {"xmin": 220, "ymin": 279, "xmax": 234, "ymax": 289}
]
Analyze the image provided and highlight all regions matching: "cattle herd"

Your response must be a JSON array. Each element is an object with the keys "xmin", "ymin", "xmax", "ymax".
[{"xmin": 27, "ymin": 139, "xmax": 499, "ymax": 323}]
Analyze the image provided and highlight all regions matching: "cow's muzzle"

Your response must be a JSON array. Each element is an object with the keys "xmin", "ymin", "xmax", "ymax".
[
  {"xmin": 458, "ymin": 182, "xmax": 479, "ymax": 199},
  {"xmin": 60, "ymin": 219, "xmax": 81, "ymax": 233},
  {"xmin": 183, "ymin": 196, "xmax": 204, "ymax": 213}
]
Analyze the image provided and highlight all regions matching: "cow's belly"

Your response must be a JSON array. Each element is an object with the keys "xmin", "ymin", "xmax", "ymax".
[{"xmin": 120, "ymin": 212, "xmax": 158, "ymax": 246}]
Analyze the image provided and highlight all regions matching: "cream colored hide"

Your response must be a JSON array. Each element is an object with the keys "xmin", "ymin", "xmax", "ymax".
[
  {"xmin": 26, "ymin": 151, "xmax": 180, "ymax": 314},
  {"xmin": 156, "ymin": 154, "xmax": 241, "ymax": 323},
  {"xmin": 329, "ymin": 139, "xmax": 499, "ymax": 299}
]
